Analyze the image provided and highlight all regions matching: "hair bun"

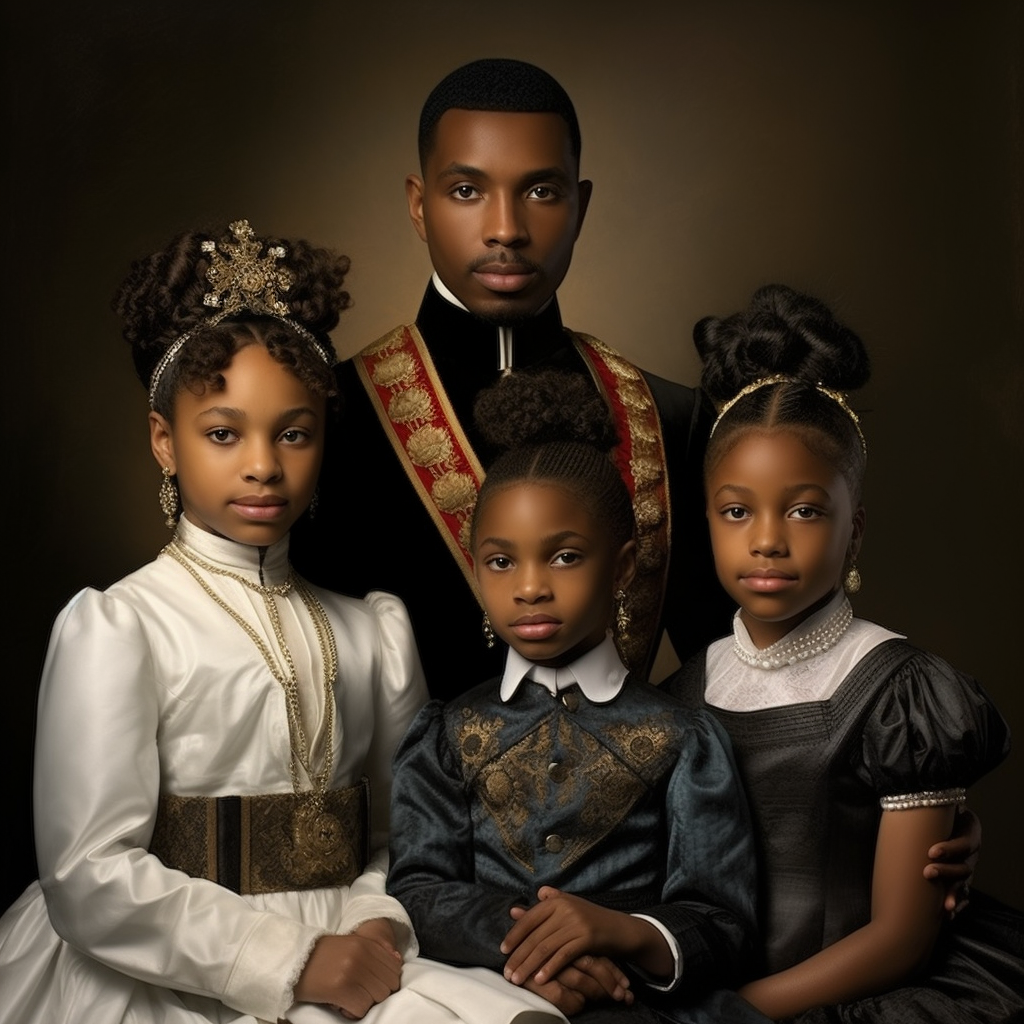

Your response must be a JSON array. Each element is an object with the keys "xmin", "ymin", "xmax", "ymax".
[
  {"xmin": 114, "ymin": 223, "xmax": 351, "ymax": 388},
  {"xmin": 694, "ymin": 283, "xmax": 870, "ymax": 404},
  {"xmin": 473, "ymin": 369, "xmax": 618, "ymax": 454}
]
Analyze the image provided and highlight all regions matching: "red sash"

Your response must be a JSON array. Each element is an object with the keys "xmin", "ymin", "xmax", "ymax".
[
  {"xmin": 355, "ymin": 325, "xmax": 671, "ymax": 676},
  {"xmin": 571, "ymin": 334, "xmax": 671, "ymax": 677}
]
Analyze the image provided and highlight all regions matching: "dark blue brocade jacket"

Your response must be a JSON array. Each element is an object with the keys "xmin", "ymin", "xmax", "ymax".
[{"xmin": 387, "ymin": 676, "xmax": 759, "ymax": 1013}]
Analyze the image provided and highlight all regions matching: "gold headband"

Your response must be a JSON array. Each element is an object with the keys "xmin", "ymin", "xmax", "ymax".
[
  {"xmin": 147, "ymin": 220, "xmax": 333, "ymax": 408},
  {"xmin": 709, "ymin": 373, "xmax": 867, "ymax": 454}
]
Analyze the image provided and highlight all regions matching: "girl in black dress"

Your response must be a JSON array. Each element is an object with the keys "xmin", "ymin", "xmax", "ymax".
[{"xmin": 667, "ymin": 284, "xmax": 1023, "ymax": 1023}]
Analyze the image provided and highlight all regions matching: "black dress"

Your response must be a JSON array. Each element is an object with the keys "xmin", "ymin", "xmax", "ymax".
[{"xmin": 667, "ymin": 637, "xmax": 1023, "ymax": 1023}]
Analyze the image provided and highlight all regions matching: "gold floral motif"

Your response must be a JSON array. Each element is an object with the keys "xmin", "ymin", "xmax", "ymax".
[
  {"xmin": 459, "ymin": 518, "xmax": 474, "ymax": 554},
  {"xmin": 389, "ymin": 385, "xmax": 433, "ymax": 425},
  {"xmin": 280, "ymin": 801, "xmax": 350, "ymax": 885},
  {"xmin": 630, "ymin": 454, "xmax": 663, "ymax": 488},
  {"xmin": 567, "ymin": 752, "xmax": 647, "ymax": 868},
  {"xmin": 407, "ymin": 425, "xmax": 454, "ymax": 468},
  {"xmin": 475, "ymin": 723, "xmax": 555, "ymax": 871},
  {"xmin": 372, "ymin": 351, "xmax": 418, "ymax": 389},
  {"xmin": 628, "ymin": 420, "xmax": 659, "ymax": 447},
  {"xmin": 634, "ymin": 496, "xmax": 665, "ymax": 530},
  {"xmin": 432, "ymin": 471, "xmax": 479, "ymax": 515},
  {"xmin": 458, "ymin": 708, "xmax": 505, "ymax": 772},
  {"xmin": 603, "ymin": 715, "xmax": 675, "ymax": 780},
  {"xmin": 571, "ymin": 333, "xmax": 670, "ymax": 679},
  {"xmin": 603, "ymin": 352, "xmax": 640, "ymax": 382},
  {"xmin": 483, "ymin": 768, "xmax": 515, "ymax": 808},
  {"xmin": 363, "ymin": 329, "xmax": 403, "ymax": 357},
  {"xmin": 616, "ymin": 380, "xmax": 653, "ymax": 413},
  {"xmin": 468, "ymin": 712, "xmax": 660, "ymax": 873}
]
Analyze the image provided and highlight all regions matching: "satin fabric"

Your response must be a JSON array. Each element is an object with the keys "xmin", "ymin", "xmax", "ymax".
[
  {"xmin": 668, "ymin": 631, "xmax": 1022, "ymax": 1023},
  {"xmin": 0, "ymin": 521, "xmax": 568, "ymax": 1023}
]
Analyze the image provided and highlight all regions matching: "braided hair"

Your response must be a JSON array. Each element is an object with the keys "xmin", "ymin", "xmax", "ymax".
[
  {"xmin": 695, "ymin": 284, "xmax": 871, "ymax": 502},
  {"xmin": 471, "ymin": 369, "xmax": 634, "ymax": 549}
]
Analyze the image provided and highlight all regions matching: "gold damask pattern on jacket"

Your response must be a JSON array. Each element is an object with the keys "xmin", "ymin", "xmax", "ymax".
[{"xmin": 458, "ymin": 709, "xmax": 677, "ymax": 873}]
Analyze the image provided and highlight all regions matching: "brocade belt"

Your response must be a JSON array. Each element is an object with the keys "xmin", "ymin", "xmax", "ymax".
[{"xmin": 150, "ymin": 780, "xmax": 369, "ymax": 895}]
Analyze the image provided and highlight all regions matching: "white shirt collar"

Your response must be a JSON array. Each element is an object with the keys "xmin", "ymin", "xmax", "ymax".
[
  {"xmin": 499, "ymin": 632, "xmax": 628, "ymax": 703},
  {"xmin": 431, "ymin": 271, "xmax": 469, "ymax": 311}
]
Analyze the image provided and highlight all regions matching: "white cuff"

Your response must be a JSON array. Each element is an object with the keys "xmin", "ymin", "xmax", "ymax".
[{"xmin": 629, "ymin": 913, "xmax": 682, "ymax": 991}]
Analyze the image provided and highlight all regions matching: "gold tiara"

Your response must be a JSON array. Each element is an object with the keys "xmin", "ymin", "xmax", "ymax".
[
  {"xmin": 147, "ymin": 220, "xmax": 333, "ymax": 407},
  {"xmin": 710, "ymin": 373, "xmax": 867, "ymax": 454}
]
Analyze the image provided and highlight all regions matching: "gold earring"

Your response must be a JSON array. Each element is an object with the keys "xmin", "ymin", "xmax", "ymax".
[
  {"xmin": 844, "ymin": 563, "xmax": 862, "ymax": 594},
  {"xmin": 159, "ymin": 467, "xmax": 179, "ymax": 530},
  {"xmin": 614, "ymin": 590, "xmax": 631, "ymax": 642},
  {"xmin": 482, "ymin": 612, "xmax": 495, "ymax": 649}
]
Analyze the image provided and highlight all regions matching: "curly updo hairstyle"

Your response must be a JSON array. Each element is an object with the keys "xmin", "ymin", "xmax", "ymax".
[
  {"xmin": 694, "ymin": 284, "xmax": 871, "ymax": 502},
  {"xmin": 114, "ymin": 223, "xmax": 351, "ymax": 418},
  {"xmin": 470, "ymin": 369, "xmax": 634, "ymax": 549}
]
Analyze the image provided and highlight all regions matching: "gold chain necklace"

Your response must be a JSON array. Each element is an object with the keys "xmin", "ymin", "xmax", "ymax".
[{"xmin": 163, "ymin": 538, "xmax": 338, "ymax": 809}]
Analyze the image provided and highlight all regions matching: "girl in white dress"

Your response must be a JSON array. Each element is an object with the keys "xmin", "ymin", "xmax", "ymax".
[{"xmin": 0, "ymin": 221, "xmax": 568, "ymax": 1024}]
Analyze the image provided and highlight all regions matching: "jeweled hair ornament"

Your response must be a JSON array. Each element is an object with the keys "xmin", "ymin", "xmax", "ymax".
[
  {"xmin": 709, "ymin": 373, "xmax": 867, "ymax": 455},
  {"xmin": 147, "ymin": 220, "xmax": 334, "ymax": 407}
]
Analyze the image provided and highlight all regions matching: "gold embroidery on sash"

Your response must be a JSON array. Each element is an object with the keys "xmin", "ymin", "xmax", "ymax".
[
  {"xmin": 355, "ymin": 326, "xmax": 672, "ymax": 668},
  {"xmin": 355, "ymin": 326, "xmax": 485, "ymax": 598},
  {"xmin": 572, "ymin": 334, "xmax": 672, "ymax": 678}
]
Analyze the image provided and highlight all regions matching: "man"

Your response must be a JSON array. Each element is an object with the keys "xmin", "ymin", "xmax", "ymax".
[{"xmin": 292, "ymin": 58, "xmax": 731, "ymax": 700}]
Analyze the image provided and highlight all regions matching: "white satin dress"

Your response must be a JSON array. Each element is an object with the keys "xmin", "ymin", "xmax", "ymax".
[{"xmin": 0, "ymin": 519, "xmax": 567, "ymax": 1024}]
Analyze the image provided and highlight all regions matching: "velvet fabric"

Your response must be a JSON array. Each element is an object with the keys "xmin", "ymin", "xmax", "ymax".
[{"xmin": 387, "ymin": 675, "xmax": 760, "ymax": 1019}]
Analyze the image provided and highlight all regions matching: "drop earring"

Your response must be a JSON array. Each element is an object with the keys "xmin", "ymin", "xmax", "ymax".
[
  {"xmin": 159, "ymin": 466, "xmax": 179, "ymax": 530},
  {"xmin": 843, "ymin": 563, "xmax": 862, "ymax": 595},
  {"xmin": 614, "ymin": 590, "xmax": 631, "ymax": 643},
  {"xmin": 308, "ymin": 485, "xmax": 319, "ymax": 519},
  {"xmin": 482, "ymin": 612, "xmax": 495, "ymax": 649}
]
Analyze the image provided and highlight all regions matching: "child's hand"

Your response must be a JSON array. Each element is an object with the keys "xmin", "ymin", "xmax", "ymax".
[
  {"xmin": 923, "ymin": 805, "xmax": 980, "ymax": 917},
  {"xmin": 516, "ymin": 955, "xmax": 632, "ymax": 1015},
  {"xmin": 556, "ymin": 954, "xmax": 634, "ymax": 1005},
  {"xmin": 293, "ymin": 929, "xmax": 403, "ymax": 1019},
  {"xmin": 501, "ymin": 886, "xmax": 630, "ymax": 986},
  {"xmin": 353, "ymin": 917, "xmax": 401, "ymax": 957},
  {"xmin": 509, "ymin": 905, "xmax": 633, "ymax": 1005}
]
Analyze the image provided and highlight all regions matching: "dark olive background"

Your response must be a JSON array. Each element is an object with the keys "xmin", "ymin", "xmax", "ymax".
[{"xmin": 3, "ymin": 1, "xmax": 1020, "ymax": 914}]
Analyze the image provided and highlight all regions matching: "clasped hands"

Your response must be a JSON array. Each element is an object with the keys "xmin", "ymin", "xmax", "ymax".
[
  {"xmin": 499, "ymin": 885, "xmax": 671, "ymax": 1016},
  {"xmin": 293, "ymin": 917, "xmax": 402, "ymax": 1020}
]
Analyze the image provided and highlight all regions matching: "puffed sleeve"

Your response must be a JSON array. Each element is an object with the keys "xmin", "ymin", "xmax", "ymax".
[
  {"xmin": 642, "ymin": 708, "xmax": 759, "ymax": 997},
  {"xmin": 387, "ymin": 700, "xmax": 530, "ymax": 970},
  {"xmin": 34, "ymin": 589, "xmax": 323, "ymax": 1022},
  {"xmin": 856, "ymin": 647, "xmax": 1011, "ymax": 798},
  {"xmin": 338, "ymin": 590, "xmax": 428, "ymax": 947}
]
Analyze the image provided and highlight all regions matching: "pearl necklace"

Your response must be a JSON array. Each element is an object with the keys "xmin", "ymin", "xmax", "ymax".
[{"xmin": 733, "ymin": 597, "xmax": 853, "ymax": 670}]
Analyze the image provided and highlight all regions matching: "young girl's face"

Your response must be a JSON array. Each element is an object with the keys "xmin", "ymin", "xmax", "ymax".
[
  {"xmin": 707, "ymin": 429, "xmax": 864, "ymax": 649},
  {"xmin": 473, "ymin": 482, "xmax": 635, "ymax": 668},
  {"xmin": 149, "ymin": 343, "xmax": 325, "ymax": 547}
]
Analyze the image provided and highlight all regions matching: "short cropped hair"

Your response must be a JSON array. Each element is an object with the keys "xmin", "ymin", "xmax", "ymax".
[{"xmin": 418, "ymin": 58, "xmax": 582, "ymax": 167}]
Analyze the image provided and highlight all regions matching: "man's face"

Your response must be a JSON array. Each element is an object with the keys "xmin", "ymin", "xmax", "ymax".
[{"xmin": 407, "ymin": 109, "xmax": 592, "ymax": 323}]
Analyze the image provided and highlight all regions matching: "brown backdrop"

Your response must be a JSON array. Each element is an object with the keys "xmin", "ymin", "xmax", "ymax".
[{"xmin": 4, "ymin": 0, "xmax": 1021, "ymax": 913}]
